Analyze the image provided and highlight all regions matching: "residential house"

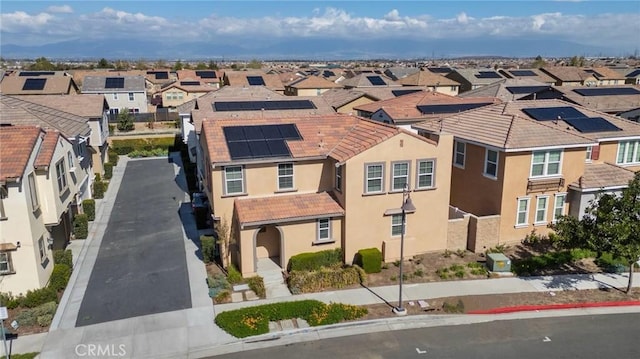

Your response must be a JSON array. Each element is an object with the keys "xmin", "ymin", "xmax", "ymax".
[
  {"xmin": 222, "ymin": 72, "xmax": 285, "ymax": 94},
  {"xmin": 623, "ymin": 68, "xmax": 640, "ymax": 85},
  {"xmin": 0, "ymin": 125, "xmax": 85, "ymax": 294},
  {"xmin": 412, "ymin": 100, "xmax": 640, "ymax": 248},
  {"xmin": 498, "ymin": 68, "xmax": 556, "ymax": 85},
  {"xmin": 539, "ymin": 67, "xmax": 598, "ymax": 87},
  {"xmin": 158, "ymin": 80, "xmax": 217, "ymax": 109},
  {"xmin": 397, "ymin": 69, "xmax": 461, "ymax": 96},
  {"xmin": 81, "ymin": 75, "xmax": 148, "ymax": 115},
  {"xmin": 383, "ymin": 67, "xmax": 420, "ymax": 81},
  {"xmin": 320, "ymin": 89, "xmax": 382, "ymax": 114},
  {"xmin": 553, "ymin": 85, "xmax": 640, "ymax": 114},
  {"xmin": 445, "ymin": 68, "xmax": 506, "ymax": 93},
  {"xmin": 458, "ymin": 79, "xmax": 553, "ymax": 102},
  {"xmin": 0, "ymin": 72, "xmax": 80, "ymax": 95},
  {"xmin": 199, "ymin": 114, "xmax": 454, "ymax": 276},
  {"xmin": 283, "ymin": 76, "xmax": 342, "ymax": 96},
  {"xmin": 338, "ymin": 73, "xmax": 401, "ymax": 89},
  {"xmin": 582, "ymin": 67, "xmax": 627, "ymax": 86},
  {"xmin": 176, "ymin": 70, "xmax": 222, "ymax": 88}
]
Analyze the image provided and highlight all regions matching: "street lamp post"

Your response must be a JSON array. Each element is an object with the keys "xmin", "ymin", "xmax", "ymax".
[{"xmin": 393, "ymin": 185, "xmax": 416, "ymax": 316}]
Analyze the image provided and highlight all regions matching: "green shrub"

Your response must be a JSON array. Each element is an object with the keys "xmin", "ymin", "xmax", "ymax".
[
  {"xmin": 413, "ymin": 268, "xmax": 424, "ymax": 277},
  {"xmin": 73, "ymin": 214, "xmax": 89, "ymax": 239},
  {"xmin": 215, "ymin": 300, "xmax": 367, "ymax": 338},
  {"xmin": 0, "ymin": 292, "xmax": 22, "ymax": 309},
  {"xmin": 82, "ymin": 199, "xmax": 95, "ymax": 221},
  {"xmin": 227, "ymin": 264, "xmax": 243, "ymax": 284},
  {"xmin": 201, "ymin": 235, "xmax": 216, "ymax": 263},
  {"xmin": 104, "ymin": 162, "xmax": 113, "ymax": 179},
  {"xmin": 14, "ymin": 309, "xmax": 37, "ymax": 326},
  {"xmin": 108, "ymin": 149, "xmax": 119, "ymax": 165},
  {"xmin": 207, "ymin": 273, "xmax": 230, "ymax": 298},
  {"xmin": 288, "ymin": 248, "xmax": 343, "ymax": 272},
  {"xmin": 485, "ymin": 244, "xmax": 507, "ymax": 254},
  {"xmin": 10, "ymin": 353, "xmax": 39, "ymax": 359},
  {"xmin": 48, "ymin": 264, "xmax": 72, "ymax": 292},
  {"xmin": 436, "ymin": 267, "xmax": 450, "ymax": 279},
  {"xmin": 512, "ymin": 250, "xmax": 594, "ymax": 276},
  {"xmin": 287, "ymin": 266, "xmax": 365, "ymax": 294},
  {"xmin": 37, "ymin": 313, "xmax": 54, "ymax": 327},
  {"xmin": 22, "ymin": 287, "xmax": 57, "ymax": 308},
  {"xmin": 127, "ymin": 148, "xmax": 168, "ymax": 158},
  {"xmin": 449, "ymin": 264, "xmax": 464, "ymax": 271},
  {"xmin": 454, "ymin": 269, "xmax": 465, "ymax": 278},
  {"xmin": 356, "ymin": 248, "xmax": 382, "ymax": 274},
  {"xmin": 111, "ymin": 137, "xmax": 175, "ymax": 155},
  {"xmin": 214, "ymin": 290, "xmax": 231, "ymax": 303},
  {"xmin": 93, "ymin": 180, "xmax": 107, "ymax": 199},
  {"xmin": 442, "ymin": 299, "xmax": 465, "ymax": 313},
  {"xmin": 247, "ymin": 276, "xmax": 266, "ymax": 298},
  {"xmin": 53, "ymin": 249, "xmax": 73, "ymax": 267},
  {"xmin": 596, "ymin": 252, "xmax": 628, "ymax": 273},
  {"xmin": 108, "ymin": 124, "xmax": 115, "ymax": 136}
]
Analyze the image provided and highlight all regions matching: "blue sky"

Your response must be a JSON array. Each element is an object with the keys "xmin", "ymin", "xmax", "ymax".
[{"xmin": 1, "ymin": 1, "xmax": 639, "ymax": 57}]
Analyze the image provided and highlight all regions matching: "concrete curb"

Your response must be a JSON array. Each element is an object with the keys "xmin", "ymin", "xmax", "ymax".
[{"xmin": 467, "ymin": 300, "xmax": 640, "ymax": 314}]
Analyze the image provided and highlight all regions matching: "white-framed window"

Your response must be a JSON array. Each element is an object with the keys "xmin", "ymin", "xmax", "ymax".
[
  {"xmin": 0, "ymin": 252, "xmax": 14, "ymax": 274},
  {"xmin": 516, "ymin": 197, "xmax": 530, "ymax": 227},
  {"xmin": 317, "ymin": 218, "xmax": 331, "ymax": 241},
  {"xmin": 535, "ymin": 196, "xmax": 549, "ymax": 224},
  {"xmin": 585, "ymin": 146, "xmax": 593, "ymax": 162},
  {"xmin": 67, "ymin": 151, "xmax": 75, "ymax": 170},
  {"xmin": 0, "ymin": 187, "xmax": 7, "ymax": 220},
  {"xmin": 616, "ymin": 140, "xmax": 640, "ymax": 165},
  {"xmin": 224, "ymin": 166, "xmax": 244, "ymax": 195},
  {"xmin": 128, "ymin": 92, "xmax": 134, "ymax": 101},
  {"xmin": 335, "ymin": 165, "xmax": 342, "ymax": 192},
  {"xmin": 38, "ymin": 236, "xmax": 46, "ymax": 262},
  {"xmin": 484, "ymin": 149, "xmax": 498, "ymax": 178},
  {"xmin": 454, "ymin": 141, "xmax": 466, "ymax": 167},
  {"xmin": 28, "ymin": 172, "xmax": 39, "ymax": 211},
  {"xmin": 277, "ymin": 163, "xmax": 294, "ymax": 190},
  {"xmin": 55, "ymin": 159, "xmax": 67, "ymax": 193},
  {"xmin": 416, "ymin": 159, "xmax": 435, "ymax": 189},
  {"xmin": 450, "ymin": 86, "xmax": 457, "ymax": 91},
  {"xmin": 391, "ymin": 162, "xmax": 410, "ymax": 191},
  {"xmin": 391, "ymin": 214, "xmax": 406, "ymax": 236},
  {"xmin": 113, "ymin": 93, "xmax": 118, "ymax": 100},
  {"xmin": 531, "ymin": 150, "xmax": 562, "ymax": 177},
  {"xmin": 365, "ymin": 163, "xmax": 384, "ymax": 194},
  {"xmin": 553, "ymin": 193, "xmax": 567, "ymax": 222}
]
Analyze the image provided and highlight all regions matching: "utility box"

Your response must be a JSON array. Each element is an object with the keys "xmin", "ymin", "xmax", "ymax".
[{"xmin": 486, "ymin": 253, "xmax": 511, "ymax": 272}]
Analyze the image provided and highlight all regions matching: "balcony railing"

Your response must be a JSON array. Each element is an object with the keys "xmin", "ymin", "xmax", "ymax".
[{"xmin": 527, "ymin": 177, "xmax": 565, "ymax": 193}]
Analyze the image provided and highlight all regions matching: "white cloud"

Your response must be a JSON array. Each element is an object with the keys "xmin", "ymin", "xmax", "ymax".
[
  {"xmin": 47, "ymin": 5, "xmax": 73, "ymax": 14},
  {"xmin": 0, "ymin": 11, "xmax": 53, "ymax": 32}
]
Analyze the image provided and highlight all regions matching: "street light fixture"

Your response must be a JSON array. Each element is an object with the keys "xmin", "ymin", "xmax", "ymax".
[{"xmin": 393, "ymin": 185, "xmax": 416, "ymax": 316}]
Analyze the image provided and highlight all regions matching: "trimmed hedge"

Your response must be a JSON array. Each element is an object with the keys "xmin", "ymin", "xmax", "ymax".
[
  {"xmin": 111, "ymin": 137, "xmax": 175, "ymax": 155},
  {"xmin": 108, "ymin": 149, "xmax": 119, "ymax": 165},
  {"xmin": 53, "ymin": 249, "xmax": 73, "ymax": 267},
  {"xmin": 22, "ymin": 287, "xmax": 58, "ymax": 308},
  {"xmin": 247, "ymin": 276, "xmax": 266, "ymax": 298},
  {"xmin": 49, "ymin": 264, "xmax": 72, "ymax": 292},
  {"xmin": 201, "ymin": 235, "xmax": 216, "ymax": 263},
  {"xmin": 93, "ymin": 180, "xmax": 107, "ymax": 199},
  {"xmin": 288, "ymin": 248, "xmax": 343, "ymax": 272},
  {"xmin": 82, "ymin": 199, "xmax": 95, "ymax": 221},
  {"xmin": 73, "ymin": 214, "xmax": 89, "ymax": 239},
  {"xmin": 356, "ymin": 248, "xmax": 382, "ymax": 274},
  {"xmin": 215, "ymin": 300, "xmax": 367, "ymax": 338},
  {"xmin": 227, "ymin": 264, "xmax": 243, "ymax": 284},
  {"xmin": 104, "ymin": 162, "xmax": 113, "ymax": 179},
  {"xmin": 287, "ymin": 266, "xmax": 366, "ymax": 294}
]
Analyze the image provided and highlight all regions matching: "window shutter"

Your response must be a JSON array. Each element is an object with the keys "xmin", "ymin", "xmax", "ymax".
[{"xmin": 591, "ymin": 145, "xmax": 600, "ymax": 160}]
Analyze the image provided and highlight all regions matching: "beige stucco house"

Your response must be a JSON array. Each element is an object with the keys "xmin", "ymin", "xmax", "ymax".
[
  {"xmin": 284, "ymin": 76, "xmax": 342, "ymax": 96},
  {"xmin": 199, "ymin": 114, "xmax": 454, "ymax": 276}
]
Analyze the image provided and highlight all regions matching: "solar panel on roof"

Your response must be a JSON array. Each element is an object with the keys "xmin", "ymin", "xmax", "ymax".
[
  {"xmin": 475, "ymin": 71, "xmax": 502, "ymax": 79},
  {"xmin": 155, "ymin": 72, "xmax": 169, "ymax": 79},
  {"xmin": 584, "ymin": 69, "xmax": 604, "ymax": 78},
  {"xmin": 573, "ymin": 88, "xmax": 640, "ymax": 96},
  {"xmin": 213, "ymin": 100, "xmax": 316, "ymax": 112},
  {"xmin": 180, "ymin": 81, "xmax": 200, "ymax": 86},
  {"xmin": 417, "ymin": 102, "xmax": 492, "ymax": 115},
  {"xmin": 223, "ymin": 124, "xmax": 300, "ymax": 160},
  {"xmin": 22, "ymin": 78, "xmax": 47, "ymax": 90},
  {"xmin": 19, "ymin": 71, "xmax": 55, "ymax": 77},
  {"xmin": 244, "ymin": 126, "xmax": 265, "ymax": 141},
  {"xmin": 506, "ymin": 86, "xmax": 550, "ymax": 94},
  {"xmin": 626, "ymin": 69, "xmax": 640, "ymax": 78},
  {"xmin": 277, "ymin": 124, "xmax": 302, "ymax": 140},
  {"xmin": 323, "ymin": 70, "xmax": 336, "ymax": 77},
  {"xmin": 522, "ymin": 106, "xmax": 586, "ymax": 121},
  {"xmin": 509, "ymin": 70, "xmax": 537, "ymax": 77},
  {"xmin": 248, "ymin": 140, "xmax": 270, "ymax": 157},
  {"xmin": 223, "ymin": 127, "xmax": 246, "ymax": 141},
  {"xmin": 196, "ymin": 70, "xmax": 217, "ymax": 78},
  {"xmin": 227, "ymin": 142, "xmax": 252, "ymax": 159},
  {"xmin": 267, "ymin": 139, "xmax": 290, "ymax": 156},
  {"xmin": 427, "ymin": 68, "xmax": 452, "ymax": 74},
  {"xmin": 564, "ymin": 117, "xmax": 622, "ymax": 133},
  {"xmin": 246, "ymin": 76, "xmax": 266, "ymax": 86},
  {"xmin": 105, "ymin": 77, "xmax": 125, "ymax": 89},
  {"xmin": 392, "ymin": 89, "xmax": 422, "ymax": 97},
  {"xmin": 367, "ymin": 76, "xmax": 386, "ymax": 86}
]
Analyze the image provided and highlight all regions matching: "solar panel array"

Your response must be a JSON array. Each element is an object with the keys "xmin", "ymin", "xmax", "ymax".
[
  {"xmin": 573, "ymin": 88, "xmax": 640, "ymax": 97},
  {"xmin": 505, "ymin": 86, "xmax": 550, "ymax": 94},
  {"xmin": 223, "ymin": 124, "xmax": 302, "ymax": 160},
  {"xmin": 427, "ymin": 68, "xmax": 452, "ymax": 74},
  {"xmin": 213, "ymin": 100, "xmax": 316, "ymax": 112},
  {"xmin": 367, "ymin": 76, "xmax": 386, "ymax": 86},
  {"xmin": 522, "ymin": 106, "xmax": 622, "ymax": 133},
  {"xmin": 105, "ymin": 77, "xmax": 125, "ymax": 89},
  {"xmin": 246, "ymin": 76, "xmax": 266, "ymax": 86},
  {"xmin": 584, "ymin": 69, "xmax": 604, "ymax": 78},
  {"xmin": 417, "ymin": 102, "xmax": 492, "ymax": 115},
  {"xmin": 196, "ymin": 70, "xmax": 217, "ymax": 79},
  {"xmin": 22, "ymin": 78, "xmax": 47, "ymax": 90},
  {"xmin": 475, "ymin": 71, "xmax": 502, "ymax": 79},
  {"xmin": 509, "ymin": 70, "xmax": 537, "ymax": 77},
  {"xmin": 564, "ymin": 117, "xmax": 622, "ymax": 133},
  {"xmin": 19, "ymin": 71, "xmax": 55, "ymax": 77},
  {"xmin": 147, "ymin": 71, "xmax": 169, "ymax": 80},
  {"xmin": 323, "ymin": 70, "xmax": 336, "ymax": 77},
  {"xmin": 180, "ymin": 81, "xmax": 200, "ymax": 86},
  {"xmin": 626, "ymin": 69, "xmax": 640, "ymax": 78},
  {"xmin": 392, "ymin": 89, "xmax": 422, "ymax": 97}
]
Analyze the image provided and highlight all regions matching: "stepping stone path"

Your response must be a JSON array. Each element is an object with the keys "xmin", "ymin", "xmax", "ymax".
[{"xmin": 268, "ymin": 318, "xmax": 310, "ymax": 332}]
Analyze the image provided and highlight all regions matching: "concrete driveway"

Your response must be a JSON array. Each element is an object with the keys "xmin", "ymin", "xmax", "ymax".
[{"xmin": 76, "ymin": 158, "xmax": 192, "ymax": 326}]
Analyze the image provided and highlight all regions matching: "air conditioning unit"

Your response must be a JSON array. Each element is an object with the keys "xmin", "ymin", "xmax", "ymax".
[{"xmin": 486, "ymin": 253, "xmax": 511, "ymax": 272}]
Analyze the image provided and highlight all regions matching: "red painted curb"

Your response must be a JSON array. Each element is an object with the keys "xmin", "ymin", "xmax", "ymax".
[{"xmin": 467, "ymin": 301, "xmax": 640, "ymax": 314}]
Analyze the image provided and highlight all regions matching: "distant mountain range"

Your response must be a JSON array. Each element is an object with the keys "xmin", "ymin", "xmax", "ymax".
[{"xmin": 0, "ymin": 37, "xmax": 619, "ymax": 60}]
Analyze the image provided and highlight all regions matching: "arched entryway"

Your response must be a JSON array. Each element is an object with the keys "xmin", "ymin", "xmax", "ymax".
[{"xmin": 253, "ymin": 225, "xmax": 282, "ymax": 270}]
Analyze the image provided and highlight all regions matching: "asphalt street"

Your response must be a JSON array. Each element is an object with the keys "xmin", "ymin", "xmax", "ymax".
[
  {"xmin": 214, "ymin": 313, "xmax": 640, "ymax": 359},
  {"xmin": 75, "ymin": 158, "xmax": 192, "ymax": 326}
]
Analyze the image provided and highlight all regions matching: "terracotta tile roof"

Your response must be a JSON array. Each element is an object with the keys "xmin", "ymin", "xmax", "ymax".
[
  {"xmin": 540, "ymin": 67, "xmax": 594, "ymax": 82},
  {"xmin": 0, "ymin": 95, "xmax": 91, "ymax": 137},
  {"xmin": 176, "ymin": 86, "xmax": 285, "ymax": 114},
  {"xmin": 34, "ymin": 130, "xmax": 61, "ymax": 168},
  {"xmin": 571, "ymin": 162, "xmax": 636, "ymax": 190},
  {"xmin": 234, "ymin": 192, "xmax": 344, "ymax": 227},
  {"xmin": 555, "ymin": 85, "xmax": 640, "ymax": 113},
  {"xmin": 160, "ymin": 81, "xmax": 217, "ymax": 94},
  {"xmin": 413, "ymin": 102, "xmax": 596, "ymax": 151},
  {"xmin": 201, "ymin": 114, "xmax": 414, "ymax": 164},
  {"xmin": 0, "ymin": 76, "xmax": 78, "ymax": 95},
  {"xmin": 224, "ymin": 71, "xmax": 285, "ymax": 91},
  {"xmin": 176, "ymin": 70, "xmax": 222, "ymax": 84},
  {"xmin": 0, "ymin": 126, "xmax": 42, "ymax": 182},
  {"xmin": 458, "ymin": 78, "xmax": 552, "ymax": 101},
  {"xmin": 398, "ymin": 69, "xmax": 460, "ymax": 87},
  {"xmin": 11, "ymin": 94, "xmax": 106, "ymax": 118},
  {"xmin": 286, "ymin": 76, "xmax": 342, "ymax": 89}
]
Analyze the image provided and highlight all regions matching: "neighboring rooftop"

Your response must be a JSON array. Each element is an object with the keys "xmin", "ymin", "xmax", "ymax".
[
  {"xmin": 571, "ymin": 162, "xmax": 637, "ymax": 191},
  {"xmin": 0, "ymin": 125, "xmax": 43, "ymax": 182},
  {"xmin": 0, "ymin": 76, "xmax": 79, "ymax": 95},
  {"xmin": 81, "ymin": 75, "xmax": 146, "ymax": 92}
]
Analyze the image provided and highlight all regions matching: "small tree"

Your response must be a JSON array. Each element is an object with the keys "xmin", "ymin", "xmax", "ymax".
[
  {"xmin": 116, "ymin": 109, "xmax": 134, "ymax": 132},
  {"xmin": 246, "ymin": 59, "xmax": 262, "ymax": 69},
  {"xmin": 532, "ymin": 55, "xmax": 547, "ymax": 68},
  {"xmin": 569, "ymin": 55, "xmax": 585, "ymax": 67},
  {"xmin": 173, "ymin": 60, "xmax": 184, "ymax": 71},
  {"xmin": 97, "ymin": 58, "xmax": 112, "ymax": 68},
  {"xmin": 216, "ymin": 217, "xmax": 235, "ymax": 268},
  {"xmin": 195, "ymin": 62, "xmax": 208, "ymax": 70},
  {"xmin": 208, "ymin": 60, "xmax": 219, "ymax": 70}
]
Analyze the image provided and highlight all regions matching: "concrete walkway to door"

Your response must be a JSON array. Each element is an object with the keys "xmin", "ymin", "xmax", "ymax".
[{"xmin": 256, "ymin": 257, "xmax": 291, "ymax": 298}]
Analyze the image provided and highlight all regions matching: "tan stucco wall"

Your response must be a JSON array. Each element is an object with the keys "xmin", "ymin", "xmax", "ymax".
[
  {"xmin": 447, "ymin": 214, "xmax": 470, "ymax": 250},
  {"xmin": 39, "ymin": 137, "xmax": 80, "ymax": 226},
  {"xmin": 294, "ymin": 88, "xmax": 331, "ymax": 96},
  {"xmin": 434, "ymin": 86, "xmax": 459, "ymax": 96},
  {"xmin": 467, "ymin": 214, "xmax": 501, "ymax": 252},
  {"xmin": 343, "ymin": 132, "xmax": 454, "ymax": 263},
  {"xmin": 336, "ymin": 96, "xmax": 376, "ymax": 114},
  {"xmin": 163, "ymin": 89, "xmax": 209, "ymax": 108},
  {"xmin": 597, "ymin": 141, "xmax": 619, "ymax": 164}
]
